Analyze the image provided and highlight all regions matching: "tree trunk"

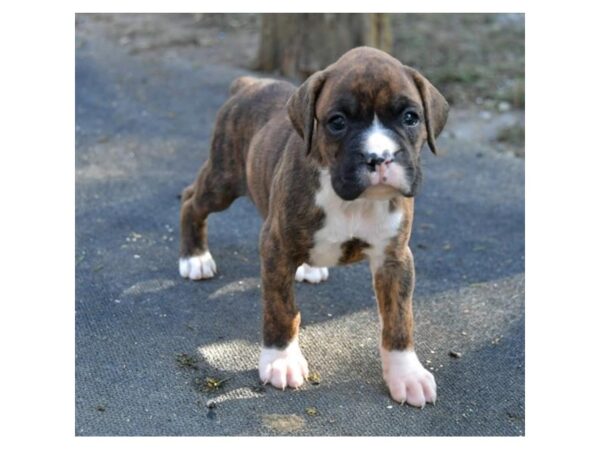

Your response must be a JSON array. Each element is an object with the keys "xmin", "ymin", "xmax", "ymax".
[{"xmin": 254, "ymin": 13, "xmax": 393, "ymax": 81}]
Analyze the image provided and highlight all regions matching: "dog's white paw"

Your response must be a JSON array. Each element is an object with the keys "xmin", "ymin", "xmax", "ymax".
[
  {"xmin": 295, "ymin": 263, "xmax": 329, "ymax": 284},
  {"xmin": 381, "ymin": 349, "xmax": 437, "ymax": 408},
  {"xmin": 259, "ymin": 339, "xmax": 309, "ymax": 389},
  {"xmin": 179, "ymin": 251, "xmax": 217, "ymax": 280}
]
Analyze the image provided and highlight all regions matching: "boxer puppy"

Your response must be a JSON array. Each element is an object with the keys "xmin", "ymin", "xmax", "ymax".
[{"xmin": 179, "ymin": 47, "xmax": 449, "ymax": 407}]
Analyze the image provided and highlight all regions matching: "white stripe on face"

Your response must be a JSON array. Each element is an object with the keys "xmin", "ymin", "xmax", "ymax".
[
  {"xmin": 360, "ymin": 116, "xmax": 410, "ymax": 193},
  {"xmin": 363, "ymin": 115, "xmax": 399, "ymax": 157}
]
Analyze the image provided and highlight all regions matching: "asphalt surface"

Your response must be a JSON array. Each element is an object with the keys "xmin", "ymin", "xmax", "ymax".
[{"xmin": 75, "ymin": 20, "xmax": 525, "ymax": 436}]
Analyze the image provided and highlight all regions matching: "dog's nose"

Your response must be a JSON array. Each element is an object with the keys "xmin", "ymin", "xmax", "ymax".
[{"xmin": 366, "ymin": 152, "xmax": 392, "ymax": 171}]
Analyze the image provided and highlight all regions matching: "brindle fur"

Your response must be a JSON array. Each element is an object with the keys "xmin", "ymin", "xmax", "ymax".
[
  {"xmin": 373, "ymin": 197, "xmax": 416, "ymax": 350},
  {"xmin": 339, "ymin": 238, "xmax": 371, "ymax": 265}
]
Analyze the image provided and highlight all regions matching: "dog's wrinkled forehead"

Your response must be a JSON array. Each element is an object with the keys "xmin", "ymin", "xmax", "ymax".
[{"xmin": 316, "ymin": 50, "xmax": 422, "ymax": 119}]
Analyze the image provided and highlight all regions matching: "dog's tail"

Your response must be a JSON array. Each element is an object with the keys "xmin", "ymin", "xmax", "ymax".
[{"xmin": 229, "ymin": 76, "xmax": 260, "ymax": 96}]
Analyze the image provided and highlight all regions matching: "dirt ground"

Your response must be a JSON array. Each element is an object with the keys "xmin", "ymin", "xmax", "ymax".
[{"xmin": 76, "ymin": 13, "xmax": 525, "ymax": 157}]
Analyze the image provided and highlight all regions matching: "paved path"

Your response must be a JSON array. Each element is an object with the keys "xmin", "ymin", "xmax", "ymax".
[{"xmin": 75, "ymin": 21, "xmax": 524, "ymax": 436}]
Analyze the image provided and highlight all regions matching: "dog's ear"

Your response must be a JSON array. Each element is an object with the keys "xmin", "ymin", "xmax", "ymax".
[
  {"xmin": 287, "ymin": 70, "xmax": 328, "ymax": 156},
  {"xmin": 407, "ymin": 67, "xmax": 449, "ymax": 155}
]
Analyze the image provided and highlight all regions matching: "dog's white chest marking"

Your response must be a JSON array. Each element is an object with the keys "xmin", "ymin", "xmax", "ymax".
[{"xmin": 309, "ymin": 170, "xmax": 403, "ymax": 268}]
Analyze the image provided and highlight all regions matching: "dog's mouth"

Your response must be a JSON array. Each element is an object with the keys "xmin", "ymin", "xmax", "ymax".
[
  {"xmin": 365, "ymin": 158, "xmax": 411, "ymax": 191},
  {"xmin": 367, "ymin": 161, "xmax": 394, "ymax": 184},
  {"xmin": 331, "ymin": 151, "xmax": 418, "ymax": 200}
]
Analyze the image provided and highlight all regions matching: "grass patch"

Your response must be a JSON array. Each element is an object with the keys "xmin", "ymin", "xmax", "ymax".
[
  {"xmin": 496, "ymin": 124, "xmax": 525, "ymax": 157},
  {"xmin": 496, "ymin": 125, "xmax": 525, "ymax": 146},
  {"xmin": 391, "ymin": 13, "xmax": 524, "ymax": 109}
]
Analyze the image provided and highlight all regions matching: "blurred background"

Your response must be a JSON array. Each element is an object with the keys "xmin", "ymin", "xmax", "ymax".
[{"xmin": 76, "ymin": 13, "xmax": 524, "ymax": 157}]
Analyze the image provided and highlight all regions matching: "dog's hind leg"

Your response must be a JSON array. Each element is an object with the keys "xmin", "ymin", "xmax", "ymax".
[{"xmin": 178, "ymin": 160, "xmax": 240, "ymax": 280}]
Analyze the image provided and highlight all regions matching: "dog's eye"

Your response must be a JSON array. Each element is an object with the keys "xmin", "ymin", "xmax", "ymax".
[
  {"xmin": 327, "ymin": 114, "xmax": 346, "ymax": 133},
  {"xmin": 402, "ymin": 111, "xmax": 420, "ymax": 127}
]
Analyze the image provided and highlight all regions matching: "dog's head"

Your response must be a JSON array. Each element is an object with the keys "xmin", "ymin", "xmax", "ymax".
[{"xmin": 287, "ymin": 47, "xmax": 449, "ymax": 201}]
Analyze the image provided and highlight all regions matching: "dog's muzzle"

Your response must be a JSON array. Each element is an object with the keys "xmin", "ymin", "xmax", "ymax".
[{"xmin": 365, "ymin": 151, "xmax": 394, "ymax": 172}]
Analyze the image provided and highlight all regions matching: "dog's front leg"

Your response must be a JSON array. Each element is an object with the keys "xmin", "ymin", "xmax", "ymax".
[
  {"xmin": 258, "ymin": 223, "xmax": 309, "ymax": 389},
  {"xmin": 372, "ymin": 247, "xmax": 437, "ymax": 407}
]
